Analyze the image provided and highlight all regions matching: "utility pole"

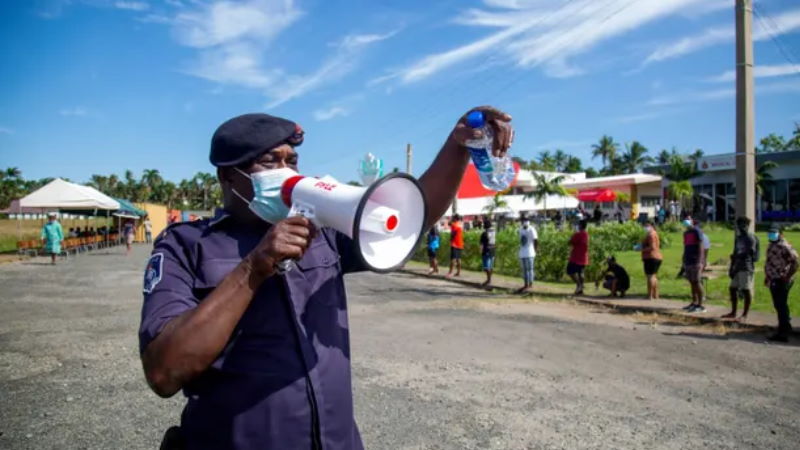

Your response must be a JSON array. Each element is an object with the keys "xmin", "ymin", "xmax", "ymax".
[
  {"xmin": 735, "ymin": 0, "xmax": 756, "ymax": 232},
  {"xmin": 405, "ymin": 143, "xmax": 413, "ymax": 174}
]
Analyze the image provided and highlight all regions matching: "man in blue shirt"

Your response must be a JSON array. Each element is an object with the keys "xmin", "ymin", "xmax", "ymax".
[{"xmin": 139, "ymin": 107, "xmax": 514, "ymax": 449}]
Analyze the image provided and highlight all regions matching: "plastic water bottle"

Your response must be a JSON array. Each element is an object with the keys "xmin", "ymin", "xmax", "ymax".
[{"xmin": 464, "ymin": 110, "xmax": 515, "ymax": 191}]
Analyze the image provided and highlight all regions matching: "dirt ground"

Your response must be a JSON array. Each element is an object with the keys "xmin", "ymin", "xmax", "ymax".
[{"xmin": 0, "ymin": 246, "xmax": 798, "ymax": 449}]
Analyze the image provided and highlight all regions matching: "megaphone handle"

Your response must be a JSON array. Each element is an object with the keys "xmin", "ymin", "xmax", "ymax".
[{"xmin": 276, "ymin": 202, "xmax": 318, "ymax": 275}]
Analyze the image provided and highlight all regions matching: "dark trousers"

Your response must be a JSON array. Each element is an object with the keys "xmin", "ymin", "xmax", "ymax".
[{"xmin": 769, "ymin": 280, "xmax": 793, "ymax": 335}]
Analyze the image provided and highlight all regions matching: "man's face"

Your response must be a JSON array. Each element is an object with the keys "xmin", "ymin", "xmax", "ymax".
[{"xmin": 219, "ymin": 143, "xmax": 299, "ymax": 219}]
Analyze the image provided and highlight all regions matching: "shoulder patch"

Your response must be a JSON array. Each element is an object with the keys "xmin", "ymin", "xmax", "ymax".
[{"xmin": 143, "ymin": 253, "xmax": 164, "ymax": 294}]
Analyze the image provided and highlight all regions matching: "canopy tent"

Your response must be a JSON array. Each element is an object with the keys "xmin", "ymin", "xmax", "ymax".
[
  {"xmin": 113, "ymin": 198, "xmax": 147, "ymax": 219},
  {"xmin": 576, "ymin": 189, "xmax": 617, "ymax": 203},
  {"xmin": 19, "ymin": 178, "xmax": 120, "ymax": 210}
]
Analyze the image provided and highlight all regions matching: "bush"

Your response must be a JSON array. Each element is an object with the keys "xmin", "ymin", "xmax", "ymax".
[{"xmin": 415, "ymin": 222, "xmax": 671, "ymax": 283}]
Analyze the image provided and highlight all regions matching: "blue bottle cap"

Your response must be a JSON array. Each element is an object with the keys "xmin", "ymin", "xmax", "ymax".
[{"xmin": 466, "ymin": 110, "xmax": 485, "ymax": 129}]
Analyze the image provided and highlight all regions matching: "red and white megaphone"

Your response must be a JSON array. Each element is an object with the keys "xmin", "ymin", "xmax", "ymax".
[{"xmin": 280, "ymin": 173, "xmax": 428, "ymax": 272}]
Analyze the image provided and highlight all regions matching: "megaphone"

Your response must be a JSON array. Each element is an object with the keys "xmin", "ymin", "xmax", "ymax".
[{"xmin": 281, "ymin": 173, "xmax": 428, "ymax": 272}]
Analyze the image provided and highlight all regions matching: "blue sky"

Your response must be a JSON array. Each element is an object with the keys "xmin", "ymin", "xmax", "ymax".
[{"xmin": 1, "ymin": 0, "xmax": 799, "ymax": 185}]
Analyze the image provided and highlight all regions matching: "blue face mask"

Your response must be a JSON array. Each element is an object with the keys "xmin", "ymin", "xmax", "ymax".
[
  {"xmin": 768, "ymin": 232, "xmax": 780, "ymax": 242},
  {"xmin": 682, "ymin": 219, "xmax": 692, "ymax": 227},
  {"xmin": 233, "ymin": 167, "xmax": 298, "ymax": 224}
]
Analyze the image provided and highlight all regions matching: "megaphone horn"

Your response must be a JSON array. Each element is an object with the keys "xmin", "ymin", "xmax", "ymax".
[{"xmin": 281, "ymin": 173, "xmax": 428, "ymax": 273}]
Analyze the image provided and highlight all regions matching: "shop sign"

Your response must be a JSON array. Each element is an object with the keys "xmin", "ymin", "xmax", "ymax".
[{"xmin": 697, "ymin": 154, "xmax": 736, "ymax": 172}]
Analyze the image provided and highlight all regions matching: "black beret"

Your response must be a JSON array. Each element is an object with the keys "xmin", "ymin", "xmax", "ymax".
[{"xmin": 209, "ymin": 113, "xmax": 304, "ymax": 167}]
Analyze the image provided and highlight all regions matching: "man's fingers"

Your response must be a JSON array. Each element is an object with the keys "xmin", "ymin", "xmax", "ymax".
[{"xmin": 463, "ymin": 105, "xmax": 512, "ymax": 123}]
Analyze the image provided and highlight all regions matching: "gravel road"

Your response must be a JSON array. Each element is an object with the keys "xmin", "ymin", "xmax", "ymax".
[{"xmin": 1, "ymin": 245, "xmax": 798, "ymax": 449}]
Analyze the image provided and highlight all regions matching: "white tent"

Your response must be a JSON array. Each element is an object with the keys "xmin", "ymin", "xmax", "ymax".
[{"xmin": 19, "ymin": 178, "xmax": 120, "ymax": 210}]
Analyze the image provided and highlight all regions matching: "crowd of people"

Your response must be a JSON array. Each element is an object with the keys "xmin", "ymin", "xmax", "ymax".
[{"xmin": 425, "ymin": 212, "xmax": 798, "ymax": 343}]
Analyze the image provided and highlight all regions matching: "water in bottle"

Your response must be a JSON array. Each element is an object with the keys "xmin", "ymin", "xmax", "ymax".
[{"xmin": 464, "ymin": 110, "xmax": 515, "ymax": 191}]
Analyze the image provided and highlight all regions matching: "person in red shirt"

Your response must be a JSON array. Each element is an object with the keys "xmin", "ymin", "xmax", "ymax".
[
  {"xmin": 447, "ymin": 214, "xmax": 464, "ymax": 277},
  {"xmin": 568, "ymin": 220, "xmax": 589, "ymax": 295}
]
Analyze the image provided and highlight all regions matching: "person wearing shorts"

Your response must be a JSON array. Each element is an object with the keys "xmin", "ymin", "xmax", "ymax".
[
  {"xmin": 567, "ymin": 220, "xmax": 589, "ymax": 295},
  {"xmin": 640, "ymin": 220, "xmax": 662, "ymax": 300},
  {"xmin": 517, "ymin": 218, "xmax": 538, "ymax": 292},
  {"xmin": 480, "ymin": 220, "xmax": 496, "ymax": 287},
  {"xmin": 681, "ymin": 217, "xmax": 706, "ymax": 312},
  {"xmin": 722, "ymin": 217, "xmax": 759, "ymax": 321},
  {"xmin": 447, "ymin": 214, "xmax": 464, "ymax": 278},
  {"xmin": 426, "ymin": 226, "xmax": 440, "ymax": 275}
]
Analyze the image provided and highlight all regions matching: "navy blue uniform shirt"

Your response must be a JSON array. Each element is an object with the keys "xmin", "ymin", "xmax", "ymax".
[{"xmin": 139, "ymin": 210, "xmax": 366, "ymax": 449}]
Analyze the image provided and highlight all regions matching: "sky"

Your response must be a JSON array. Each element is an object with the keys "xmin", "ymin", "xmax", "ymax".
[{"xmin": 1, "ymin": 0, "xmax": 799, "ymax": 185}]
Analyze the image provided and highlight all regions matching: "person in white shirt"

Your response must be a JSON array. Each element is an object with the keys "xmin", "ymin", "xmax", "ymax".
[
  {"xmin": 144, "ymin": 217, "xmax": 153, "ymax": 244},
  {"xmin": 695, "ymin": 219, "xmax": 711, "ymax": 271},
  {"xmin": 518, "ymin": 218, "xmax": 539, "ymax": 293}
]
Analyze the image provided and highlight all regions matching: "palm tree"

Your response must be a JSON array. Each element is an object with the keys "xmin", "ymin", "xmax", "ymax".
[
  {"xmin": 553, "ymin": 149, "xmax": 568, "ymax": 172},
  {"xmin": 619, "ymin": 141, "xmax": 653, "ymax": 173},
  {"xmin": 591, "ymin": 135, "xmax": 618, "ymax": 170},
  {"xmin": 525, "ymin": 172, "xmax": 568, "ymax": 212},
  {"xmin": 688, "ymin": 149, "xmax": 705, "ymax": 164},
  {"xmin": 563, "ymin": 156, "xmax": 583, "ymax": 173},
  {"xmin": 756, "ymin": 161, "xmax": 779, "ymax": 196},
  {"xmin": 537, "ymin": 150, "xmax": 556, "ymax": 171},
  {"xmin": 667, "ymin": 180, "xmax": 694, "ymax": 206},
  {"xmin": 661, "ymin": 153, "xmax": 702, "ymax": 182},
  {"xmin": 657, "ymin": 149, "xmax": 675, "ymax": 165},
  {"xmin": 483, "ymin": 192, "xmax": 509, "ymax": 217}
]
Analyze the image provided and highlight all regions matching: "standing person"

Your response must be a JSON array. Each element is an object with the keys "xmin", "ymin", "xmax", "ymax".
[
  {"xmin": 602, "ymin": 256, "xmax": 630, "ymax": 298},
  {"xmin": 480, "ymin": 220, "xmax": 497, "ymax": 286},
  {"xmin": 640, "ymin": 219, "xmax": 663, "ymax": 300},
  {"xmin": 144, "ymin": 216, "xmax": 153, "ymax": 244},
  {"xmin": 517, "ymin": 217, "xmax": 538, "ymax": 292},
  {"xmin": 123, "ymin": 220, "xmax": 135, "ymax": 255},
  {"xmin": 138, "ymin": 107, "xmax": 515, "ymax": 448},
  {"xmin": 554, "ymin": 210, "xmax": 564, "ymax": 231},
  {"xmin": 764, "ymin": 224, "xmax": 799, "ymax": 342},
  {"xmin": 40, "ymin": 212, "xmax": 64, "ymax": 265},
  {"xmin": 657, "ymin": 204, "xmax": 666, "ymax": 226},
  {"xmin": 680, "ymin": 217, "xmax": 706, "ymax": 313},
  {"xmin": 426, "ymin": 226, "xmax": 440, "ymax": 275},
  {"xmin": 694, "ymin": 219, "xmax": 711, "ymax": 271},
  {"xmin": 446, "ymin": 214, "xmax": 464, "ymax": 278},
  {"xmin": 593, "ymin": 205, "xmax": 602, "ymax": 224},
  {"xmin": 722, "ymin": 217, "xmax": 760, "ymax": 321},
  {"xmin": 568, "ymin": 220, "xmax": 589, "ymax": 295}
]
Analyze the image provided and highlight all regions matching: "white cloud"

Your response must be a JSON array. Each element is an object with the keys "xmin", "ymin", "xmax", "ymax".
[
  {"xmin": 643, "ymin": 7, "xmax": 800, "ymax": 67},
  {"xmin": 615, "ymin": 110, "xmax": 675, "ymax": 124},
  {"xmin": 313, "ymin": 106, "xmax": 349, "ymax": 121},
  {"xmin": 707, "ymin": 64, "xmax": 800, "ymax": 83},
  {"xmin": 0, "ymin": 126, "xmax": 14, "ymax": 135},
  {"xmin": 533, "ymin": 138, "xmax": 593, "ymax": 150},
  {"xmin": 395, "ymin": 0, "xmax": 710, "ymax": 84},
  {"xmin": 647, "ymin": 78, "xmax": 800, "ymax": 106},
  {"xmin": 59, "ymin": 107, "xmax": 88, "ymax": 116},
  {"xmin": 156, "ymin": 1, "xmax": 395, "ymax": 107},
  {"xmin": 172, "ymin": 0, "xmax": 301, "ymax": 49},
  {"xmin": 333, "ymin": 31, "xmax": 398, "ymax": 50},
  {"xmin": 115, "ymin": 1, "xmax": 149, "ymax": 11}
]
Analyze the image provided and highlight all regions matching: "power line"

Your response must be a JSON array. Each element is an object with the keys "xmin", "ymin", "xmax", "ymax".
[{"xmin": 752, "ymin": 4, "xmax": 800, "ymax": 76}]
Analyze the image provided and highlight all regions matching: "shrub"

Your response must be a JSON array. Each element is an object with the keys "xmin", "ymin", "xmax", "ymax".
[{"xmin": 414, "ymin": 221, "xmax": 671, "ymax": 283}]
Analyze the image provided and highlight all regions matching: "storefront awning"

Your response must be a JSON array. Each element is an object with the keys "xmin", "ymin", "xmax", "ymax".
[{"xmin": 576, "ymin": 189, "xmax": 617, "ymax": 202}]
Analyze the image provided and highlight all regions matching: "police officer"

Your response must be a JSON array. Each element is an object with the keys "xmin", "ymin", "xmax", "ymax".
[{"xmin": 139, "ymin": 107, "xmax": 514, "ymax": 449}]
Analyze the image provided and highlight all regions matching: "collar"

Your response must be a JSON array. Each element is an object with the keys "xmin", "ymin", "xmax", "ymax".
[{"xmin": 208, "ymin": 208, "xmax": 233, "ymax": 229}]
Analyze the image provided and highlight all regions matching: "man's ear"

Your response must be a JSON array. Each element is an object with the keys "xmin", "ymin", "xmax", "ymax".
[{"xmin": 217, "ymin": 167, "xmax": 232, "ymax": 186}]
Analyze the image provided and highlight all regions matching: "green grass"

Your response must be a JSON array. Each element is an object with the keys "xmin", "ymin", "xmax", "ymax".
[
  {"xmin": 0, "ymin": 218, "xmax": 112, "ymax": 253},
  {"xmin": 608, "ymin": 228, "xmax": 800, "ymax": 317}
]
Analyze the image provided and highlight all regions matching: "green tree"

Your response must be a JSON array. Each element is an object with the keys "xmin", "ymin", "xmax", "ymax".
[
  {"xmin": 619, "ymin": 141, "xmax": 653, "ymax": 173},
  {"xmin": 0, "ymin": 167, "xmax": 24, "ymax": 209},
  {"xmin": 563, "ymin": 156, "xmax": 583, "ymax": 173},
  {"xmin": 537, "ymin": 150, "xmax": 556, "ymax": 171},
  {"xmin": 525, "ymin": 172, "xmax": 568, "ymax": 212},
  {"xmin": 667, "ymin": 180, "xmax": 694, "ymax": 205},
  {"xmin": 483, "ymin": 192, "xmax": 509, "ymax": 217},
  {"xmin": 758, "ymin": 133, "xmax": 787, "ymax": 153},
  {"xmin": 591, "ymin": 135, "xmax": 618, "ymax": 170},
  {"xmin": 553, "ymin": 149, "xmax": 569, "ymax": 172},
  {"xmin": 756, "ymin": 160, "xmax": 779, "ymax": 196}
]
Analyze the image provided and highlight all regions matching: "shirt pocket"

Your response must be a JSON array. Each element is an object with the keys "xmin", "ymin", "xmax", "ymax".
[
  {"xmin": 193, "ymin": 258, "xmax": 241, "ymax": 297},
  {"xmin": 294, "ymin": 241, "xmax": 342, "ymax": 307}
]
